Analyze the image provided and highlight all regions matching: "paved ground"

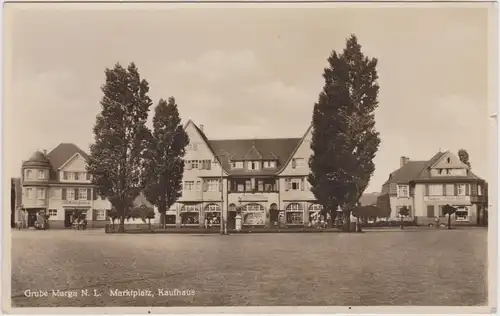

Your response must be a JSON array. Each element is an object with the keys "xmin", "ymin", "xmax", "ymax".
[{"xmin": 11, "ymin": 228, "xmax": 488, "ymax": 307}]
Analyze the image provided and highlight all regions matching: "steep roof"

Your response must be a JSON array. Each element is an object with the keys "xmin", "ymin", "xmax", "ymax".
[
  {"xmin": 47, "ymin": 143, "xmax": 89, "ymax": 170},
  {"xmin": 209, "ymin": 138, "xmax": 300, "ymax": 176},
  {"xmin": 385, "ymin": 151, "xmax": 484, "ymax": 185}
]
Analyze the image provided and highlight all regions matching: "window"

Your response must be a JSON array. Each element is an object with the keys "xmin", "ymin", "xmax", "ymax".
[
  {"xmin": 426, "ymin": 205, "xmax": 435, "ymax": 218},
  {"xmin": 86, "ymin": 173, "xmax": 91, "ymax": 180},
  {"xmin": 245, "ymin": 179, "xmax": 252, "ymax": 192},
  {"xmin": 196, "ymin": 181, "xmax": 201, "ymax": 191},
  {"xmin": 446, "ymin": 157, "xmax": 451, "ymax": 163},
  {"xmin": 288, "ymin": 178, "xmax": 303, "ymax": 191},
  {"xmin": 26, "ymin": 170, "xmax": 33, "ymax": 179},
  {"xmin": 25, "ymin": 188, "xmax": 33, "ymax": 199},
  {"xmin": 231, "ymin": 161, "xmax": 244, "ymax": 169},
  {"xmin": 478, "ymin": 185, "xmax": 482, "ymax": 196},
  {"xmin": 48, "ymin": 209, "xmax": 57, "ymax": 217},
  {"xmin": 397, "ymin": 185, "xmax": 409, "ymax": 197},
  {"xmin": 37, "ymin": 188, "xmax": 45, "ymax": 200},
  {"xmin": 455, "ymin": 207, "xmax": 469, "ymax": 221},
  {"xmin": 37, "ymin": 170, "xmax": 45, "ymax": 180},
  {"xmin": 457, "ymin": 184, "xmax": 466, "ymax": 196},
  {"xmin": 191, "ymin": 161, "xmax": 199, "ymax": 169},
  {"xmin": 96, "ymin": 210, "xmax": 106, "ymax": 220},
  {"xmin": 263, "ymin": 161, "xmax": 276, "ymax": 168},
  {"xmin": 205, "ymin": 204, "xmax": 221, "ymax": 225},
  {"xmin": 445, "ymin": 184, "xmax": 455, "ymax": 196},
  {"xmin": 74, "ymin": 172, "xmax": 80, "ymax": 180},
  {"xmin": 242, "ymin": 203, "xmax": 265, "ymax": 225},
  {"xmin": 67, "ymin": 172, "xmax": 74, "ymax": 180},
  {"xmin": 206, "ymin": 180, "xmax": 219, "ymax": 192},
  {"xmin": 67, "ymin": 189, "xmax": 75, "ymax": 201},
  {"xmin": 247, "ymin": 161, "xmax": 260, "ymax": 170},
  {"xmin": 180, "ymin": 204, "xmax": 201, "ymax": 213},
  {"xmin": 292, "ymin": 158, "xmax": 305, "ymax": 169},
  {"xmin": 286, "ymin": 203, "xmax": 304, "ymax": 225},
  {"xmin": 63, "ymin": 171, "xmax": 68, "ymax": 180},
  {"xmin": 79, "ymin": 188, "xmax": 87, "ymax": 200},
  {"xmin": 429, "ymin": 184, "xmax": 443, "ymax": 196},
  {"xmin": 205, "ymin": 204, "xmax": 221, "ymax": 212},
  {"xmin": 180, "ymin": 204, "xmax": 200, "ymax": 225},
  {"xmin": 183, "ymin": 181, "xmax": 194, "ymax": 191}
]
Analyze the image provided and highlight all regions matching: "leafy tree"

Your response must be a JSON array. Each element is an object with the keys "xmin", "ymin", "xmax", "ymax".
[
  {"xmin": 458, "ymin": 149, "xmax": 471, "ymax": 168},
  {"xmin": 309, "ymin": 34, "xmax": 380, "ymax": 231},
  {"xmin": 87, "ymin": 62, "xmax": 153, "ymax": 233},
  {"xmin": 398, "ymin": 206, "xmax": 410, "ymax": 230},
  {"xmin": 143, "ymin": 97, "xmax": 189, "ymax": 228},
  {"xmin": 442, "ymin": 204, "xmax": 457, "ymax": 230}
]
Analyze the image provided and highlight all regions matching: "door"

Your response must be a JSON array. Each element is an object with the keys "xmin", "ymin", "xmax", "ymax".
[
  {"xmin": 27, "ymin": 212, "xmax": 37, "ymax": 228},
  {"xmin": 426, "ymin": 205, "xmax": 435, "ymax": 218},
  {"xmin": 270, "ymin": 210, "xmax": 279, "ymax": 227},
  {"xmin": 64, "ymin": 210, "xmax": 72, "ymax": 228},
  {"xmin": 227, "ymin": 211, "xmax": 236, "ymax": 230}
]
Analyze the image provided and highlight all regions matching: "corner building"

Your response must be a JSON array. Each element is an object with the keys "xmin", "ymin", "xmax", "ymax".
[
  {"xmin": 162, "ymin": 120, "xmax": 324, "ymax": 228},
  {"xmin": 378, "ymin": 152, "xmax": 489, "ymax": 226}
]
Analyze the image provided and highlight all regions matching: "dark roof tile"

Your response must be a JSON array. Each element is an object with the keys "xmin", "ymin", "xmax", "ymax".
[{"xmin": 47, "ymin": 143, "xmax": 89, "ymax": 170}]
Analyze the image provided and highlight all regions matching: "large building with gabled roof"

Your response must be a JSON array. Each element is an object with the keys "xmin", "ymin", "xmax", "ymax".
[{"xmin": 377, "ymin": 152, "xmax": 488, "ymax": 226}]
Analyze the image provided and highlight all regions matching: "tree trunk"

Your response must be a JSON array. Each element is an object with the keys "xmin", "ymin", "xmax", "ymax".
[
  {"xmin": 448, "ymin": 214, "xmax": 451, "ymax": 230},
  {"xmin": 400, "ymin": 216, "xmax": 404, "ymax": 230},
  {"xmin": 118, "ymin": 215, "xmax": 125, "ymax": 233},
  {"xmin": 356, "ymin": 216, "xmax": 362, "ymax": 232},
  {"xmin": 148, "ymin": 218, "xmax": 151, "ymax": 231}
]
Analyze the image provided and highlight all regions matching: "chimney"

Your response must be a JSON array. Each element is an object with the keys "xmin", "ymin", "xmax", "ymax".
[
  {"xmin": 400, "ymin": 156, "xmax": 410, "ymax": 167},
  {"xmin": 199, "ymin": 124, "xmax": 204, "ymax": 132},
  {"xmin": 43, "ymin": 149, "xmax": 47, "ymax": 156}
]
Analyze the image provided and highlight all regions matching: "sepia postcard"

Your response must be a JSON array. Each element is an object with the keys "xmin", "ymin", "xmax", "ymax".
[{"xmin": 2, "ymin": 1, "xmax": 498, "ymax": 314}]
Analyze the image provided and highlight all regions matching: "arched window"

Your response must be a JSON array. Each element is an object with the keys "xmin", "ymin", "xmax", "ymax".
[
  {"xmin": 180, "ymin": 204, "xmax": 201, "ymax": 213},
  {"xmin": 228, "ymin": 203, "xmax": 237, "ymax": 212},
  {"xmin": 286, "ymin": 203, "xmax": 303, "ymax": 211},
  {"xmin": 26, "ymin": 170, "xmax": 33, "ymax": 179},
  {"xmin": 286, "ymin": 203, "xmax": 303, "ymax": 225},
  {"xmin": 309, "ymin": 204, "xmax": 323, "ymax": 211},
  {"xmin": 242, "ymin": 203, "xmax": 265, "ymax": 225},
  {"xmin": 309, "ymin": 203, "xmax": 322, "ymax": 223},
  {"xmin": 180, "ymin": 203, "xmax": 201, "ymax": 225},
  {"xmin": 205, "ymin": 203, "xmax": 221, "ymax": 225},
  {"xmin": 269, "ymin": 203, "xmax": 278, "ymax": 211}
]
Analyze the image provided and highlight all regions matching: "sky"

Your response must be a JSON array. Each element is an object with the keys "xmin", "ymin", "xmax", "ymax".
[{"xmin": 4, "ymin": 3, "xmax": 496, "ymax": 193}]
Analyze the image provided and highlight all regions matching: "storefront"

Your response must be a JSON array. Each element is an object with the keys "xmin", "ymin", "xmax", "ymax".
[
  {"xmin": 204, "ymin": 203, "xmax": 221, "ymax": 227},
  {"xmin": 180, "ymin": 203, "xmax": 201, "ymax": 226},
  {"xmin": 308, "ymin": 204, "xmax": 322, "ymax": 227},
  {"xmin": 242, "ymin": 203, "xmax": 265, "ymax": 226},
  {"xmin": 423, "ymin": 196, "xmax": 476, "ymax": 225},
  {"xmin": 285, "ymin": 203, "xmax": 304, "ymax": 225}
]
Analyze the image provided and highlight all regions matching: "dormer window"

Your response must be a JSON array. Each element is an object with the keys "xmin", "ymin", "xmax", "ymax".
[
  {"xmin": 263, "ymin": 161, "xmax": 276, "ymax": 169},
  {"xmin": 231, "ymin": 161, "xmax": 244, "ymax": 169},
  {"xmin": 248, "ymin": 161, "xmax": 260, "ymax": 171},
  {"xmin": 37, "ymin": 170, "xmax": 45, "ymax": 180}
]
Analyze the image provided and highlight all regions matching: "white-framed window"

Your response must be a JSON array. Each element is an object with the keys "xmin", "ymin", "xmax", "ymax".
[
  {"xmin": 286, "ymin": 203, "xmax": 304, "ymax": 224},
  {"xmin": 455, "ymin": 207, "xmax": 469, "ymax": 221},
  {"xmin": 48, "ymin": 209, "xmax": 57, "ymax": 217},
  {"xmin": 191, "ymin": 161, "xmax": 199, "ymax": 169},
  {"xmin": 195, "ymin": 181, "xmax": 202, "ymax": 191},
  {"xmin": 457, "ymin": 184, "xmax": 466, "ymax": 196},
  {"xmin": 67, "ymin": 189, "xmax": 75, "ymax": 201},
  {"xmin": 429, "ymin": 184, "xmax": 443, "ymax": 196},
  {"xmin": 247, "ymin": 161, "xmax": 260, "ymax": 170},
  {"xmin": 25, "ymin": 188, "xmax": 33, "ymax": 199},
  {"xmin": 478, "ymin": 185, "xmax": 483, "ymax": 196},
  {"xmin": 205, "ymin": 204, "xmax": 221, "ymax": 212},
  {"xmin": 74, "ymin": 172, "xmax": 80, "ymax": 181},
  {"xmin": 180, "ymin": 204, "xmax": 201, "ymax": 213},
  {"xmin": 292, "ymin": 158, "xmax": 305, "ymax": 169},
  {"xmin": 37, "ymin": 170, "xmax": 45, "ymax": 180},
  {"xmin": 206, "ymin": 179, "xmax": 219, "ymax": 192},
  {"xmin": 96, "ymin": 210, "xmax": 106, "ymax": 220},
  {"xmin": 263, "ymin": 161, "xmax": 276, "ymax": 168},
  {"xmin": 67, "ymin": 172, "xmax": 75, "ymax": 180},
  {"xmin": 26, "ymin": 170, "xmax": 33, "ymax": 179},
  {"xmin": 37, "ymin": 188, "xmax": 45, "ymax": 200},
  {"xmin": 397, "ymin": 185, "xmax": 409, "ymax": 197},
  {"xmin": 183, "ymin": 181, "xmax": 194, "ymax": 191},
  {"xmin": 79, "ymin": 188, "xmax": 87, "ymax": 200},
  {"xmin": 286, "ymin": 203, "xmax": 303, "ymax": 212},
  {"xmin": 231, "ymin": 161, "xmax": 244, "ymax": 169},
  {"xmin": 244, "ymin": 203, "xmax": 265, "ymax": 212},
  {"xmin": 288, "ymin": 178, "xmax": 302, "ymax": 191},
  {"xmin": 446, "ymin": 184, "xmax": 455, "ymax": 196}
]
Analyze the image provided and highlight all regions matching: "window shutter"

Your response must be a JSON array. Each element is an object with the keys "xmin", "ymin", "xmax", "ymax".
[
  {"xmin": 425, "ymin": 184, "xmax": 429, "ymax": 196},
  {"xmin": 186, "ymin": 162, "xmax": 191, "ymax": 170},
  {"xmin": 300, "ymin": 178, "xmax": 305, "ymax": 191},
  {"xmin": 75, "ymin": 188, "xmax": 79, "ymax": 200},
  {"xmin": 203, "ymin": 181, "xmax": 208, "ymax": 192},
  {"xmin": 207, "ymin": 160, "xmax": 211, "ymax": 170},
  {"xmin": 286, "ymin": 178, "xmax": 290, "ymax": 191},
  {"xmin": 454, "ymin": 184, "xmax": 458, "ymax": 196},
  {"xmin": 87, "ymin": 188, "xmax": 91, "ymax": 200},
  {"xmin": 466, "ymin": 184, "xmax": 470, "ymax": 196},
  {"xmin": 198, "ymin": 161, "xmax": 203, "ymax": 170},
  {"xmin": 292, "ymin": 159, "xmax": 296, "ymax": 169},
  {"xmin": 442, "ymin": 184, "xmax": 446, "ymax": 196},
  {"xmin": 219, "ymin": 179, "xmax": 223, "ymax": 192},
  {"xmin": 62, "ymin": 188, "xmax": 67, "ymax": 200}
]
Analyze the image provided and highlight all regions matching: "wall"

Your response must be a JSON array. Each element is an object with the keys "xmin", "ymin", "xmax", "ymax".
[{"xmin": 389, "ymin": 196, "xmax": 414, "ymax": 219}]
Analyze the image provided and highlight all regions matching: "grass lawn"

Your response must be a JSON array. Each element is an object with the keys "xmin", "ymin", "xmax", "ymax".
[{"xmin": 11, "ymin": 228, "xmax": 487, "ymax": 307}]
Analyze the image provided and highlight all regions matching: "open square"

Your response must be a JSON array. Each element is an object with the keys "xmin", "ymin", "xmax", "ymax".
[{"xmin": 11, "ymin": 228, "xmax": 487, "ymax": 307}]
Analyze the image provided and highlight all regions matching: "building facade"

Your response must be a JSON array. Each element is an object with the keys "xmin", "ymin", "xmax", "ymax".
[
  {"xmin": 19, "ymin": 144, "xmax": 112, "ymax": 228},
  {"xmin": 378, "ymin": 152, "xmax": 488, "ymax": 226},
  {"xmin": 161, "ymin": 120, "xmax": 325, "ymax": 228}
]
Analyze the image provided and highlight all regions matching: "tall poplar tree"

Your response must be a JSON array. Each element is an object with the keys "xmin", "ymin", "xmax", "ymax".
[
  {"xmin": 309, "ymin": 35, "xmax": 381, "ymax": 230},
  {"xmin": 143, "ymin": 97, "xmax": 189, "ymax": 228},
  {"xmin": 87, "ymin": 62, "xmax": 153, "ymax": 232}
]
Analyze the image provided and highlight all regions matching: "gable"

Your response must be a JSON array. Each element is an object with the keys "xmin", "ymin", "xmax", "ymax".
[
  {"xmin": 278, "ymin": 125, "xmax": 312, "ymax": 175},
  {"xmin": 184, "ymin": 122, "xmax": 216, "ymax": 161},
  {"xmin": 60, "ymin": 153, "xmax": 87, "ymax": 172},
  {"xmin": 431, "ymin": 151, "xmax": 468, "ymax": 170}
]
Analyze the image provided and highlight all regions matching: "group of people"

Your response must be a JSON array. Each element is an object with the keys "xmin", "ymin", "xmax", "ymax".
[
  {"xmin": 15, "ymin": 208, "xmax": 49, "ymax": 230},
  {"xmin": 72, "ymin": 215, "xmax": 87, "ymax": 230},
  {"xmin": 309, "ymin": 212, "xmax": 331, "ymax": 228}
]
